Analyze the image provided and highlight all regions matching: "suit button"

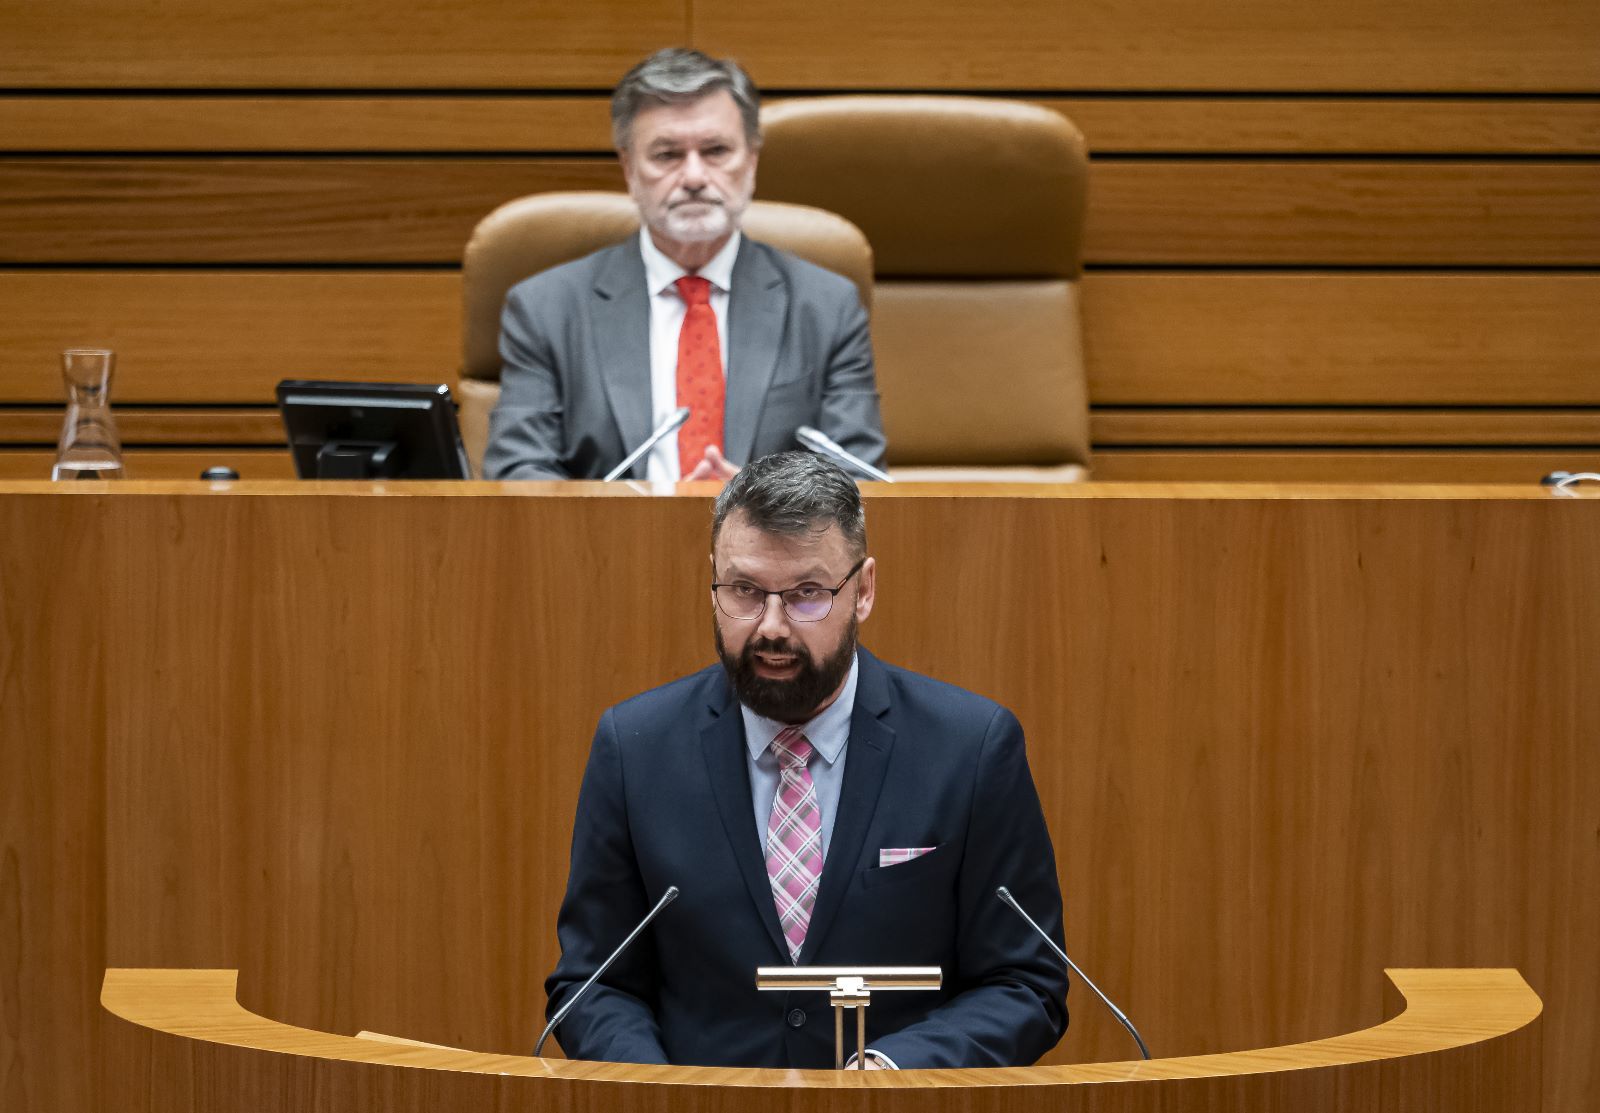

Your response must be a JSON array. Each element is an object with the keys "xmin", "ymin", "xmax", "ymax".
[{"xmin": 786, "ymin": 1008, "xmax": 807, "ymax": 1029}]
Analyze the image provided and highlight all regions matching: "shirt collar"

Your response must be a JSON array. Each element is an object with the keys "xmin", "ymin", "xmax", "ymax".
[
  {"xmin": 740, "ymin": 652, "xmax": 859, "ymax": 768},
  {"xmin": 639, "ymin": 226, "xmax": 741, "ymax": 298}
]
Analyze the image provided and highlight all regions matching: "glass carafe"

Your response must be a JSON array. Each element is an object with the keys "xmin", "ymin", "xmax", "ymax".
[{"xmin": 52, "ymin": 348, "xmax": 124, "ymax": 480}]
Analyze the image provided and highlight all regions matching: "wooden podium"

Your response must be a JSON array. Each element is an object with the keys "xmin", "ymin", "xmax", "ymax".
[
  {"xmin": 102, "ymin": 967, "xmax": 1540, "ymax": 1112},
  {"xmin": 5, "ymin": 481, "xmax": 1596, "ymax": 1113}
]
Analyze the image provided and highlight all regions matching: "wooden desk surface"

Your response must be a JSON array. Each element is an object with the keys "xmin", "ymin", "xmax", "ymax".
[
  {"xmin": 0, "ymin": 477, "xmax": 1584, "ymax": 499},
  {"xmin": 101, "ymin": 967, "xmax": 1540, "ymax": 1109}
]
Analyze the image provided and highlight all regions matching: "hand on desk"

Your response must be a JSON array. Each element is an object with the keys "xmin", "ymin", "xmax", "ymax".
[
  {"xmin": 681, "ymin": 445, "xmax": 739, "ymax": 482},
  {"xmin": 848, "ymin": 1051, "xmax": 895, "ymax": 1070}
]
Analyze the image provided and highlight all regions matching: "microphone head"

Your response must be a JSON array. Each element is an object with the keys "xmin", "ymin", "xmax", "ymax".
[
  {"xmin": 996, "ymin": 885, "xmax": 1014, "ymax": 904},
  {"xmin": 667, "ymin": 407, "xmax": 691, "ymax": 432},
  {"xmin": 663, "ymin": 885, "xmax": 681, "ymax": 902}
]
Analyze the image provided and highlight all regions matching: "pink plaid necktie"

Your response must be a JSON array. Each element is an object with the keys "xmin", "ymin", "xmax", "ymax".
[{"xmin": 766, "ymin": 726, "xmax": 823, "ymax": 963}]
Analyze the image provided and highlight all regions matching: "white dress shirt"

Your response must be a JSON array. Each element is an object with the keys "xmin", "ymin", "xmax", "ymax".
[{"xmin": 640, "ymin": 229, "xmax": 739, "ymax": 483}]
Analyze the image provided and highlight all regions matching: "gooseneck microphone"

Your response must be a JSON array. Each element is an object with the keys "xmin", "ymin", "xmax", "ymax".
[
  {"xmin": 795, "ymin": 425, "xmax": 894, "ymax": 484},
  {"xmin": 996, "ymin": 885, "xmax": 1151, "ymax": 1061},
  {"xmin": 604, "ymin": 408, "xmax": 691, "ymax": 482},
  {"xmin": 533, "ymin": 884, "xmax": 680, "ymax": 1057},
  {"xmin": 1543, "ymin": 470, "xmax": 1600, "ymax": 496}
]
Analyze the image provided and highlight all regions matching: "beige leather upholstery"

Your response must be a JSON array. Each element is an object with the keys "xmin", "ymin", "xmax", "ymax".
[
  {"xmin": 458, "ymin": 191, "xmax": 873, "ymax": 477},
  {"xmin": 759, "ymin": 96, "xmax": 1092, "ymax": 479}
]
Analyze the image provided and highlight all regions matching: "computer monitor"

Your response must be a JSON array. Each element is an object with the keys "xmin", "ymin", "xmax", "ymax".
[{"xmin": 276, "ymin": 380, "xmax": 471, "ymax": 480}]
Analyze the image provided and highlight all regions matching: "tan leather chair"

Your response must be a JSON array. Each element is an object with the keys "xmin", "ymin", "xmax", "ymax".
[
  {"xmin": 458, "ymin": 192, "xmax": 873, "ymax": 478},
  {"xmin": 759, "ymin": 97, "xmax": 1091, "ymax": 481}
]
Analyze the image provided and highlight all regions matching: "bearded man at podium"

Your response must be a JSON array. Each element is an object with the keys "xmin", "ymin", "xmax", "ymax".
[{"xmin": 546, "ymin": 452, "xmax": 1069, "ymax": 1068}]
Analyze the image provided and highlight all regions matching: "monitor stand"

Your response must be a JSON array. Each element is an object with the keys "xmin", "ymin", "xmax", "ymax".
[{"xmin": 316, "ymin": 440, "xmax": 398, "ymax": 479}]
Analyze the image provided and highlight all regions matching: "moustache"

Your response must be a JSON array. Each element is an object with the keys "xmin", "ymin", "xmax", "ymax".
[{"xmin": 743, "ymin": 637, "xmax": 811, "ymax": 667}]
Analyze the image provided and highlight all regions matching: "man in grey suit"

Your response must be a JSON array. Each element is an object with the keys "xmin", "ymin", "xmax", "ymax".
[{"xmin": 483, "ymin": 49, "xmax": 887, "ymax": 482}]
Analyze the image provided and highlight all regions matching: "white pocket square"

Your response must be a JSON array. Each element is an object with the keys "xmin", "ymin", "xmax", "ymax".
[{"xmin": 878, "ymin": 846, "xmax": 936, "ymax": 867}]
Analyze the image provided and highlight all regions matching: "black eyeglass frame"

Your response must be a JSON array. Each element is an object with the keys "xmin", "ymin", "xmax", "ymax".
[{"xmin": 711, "ymin": 557, "xmax": 867, "ymax": 623}]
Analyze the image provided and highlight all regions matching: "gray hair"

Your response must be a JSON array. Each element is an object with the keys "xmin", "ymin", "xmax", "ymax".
[
  {"xmin": 611, "ymin": 48, "xmax": 762, "ymax": 151},
  {"xmin": 712, "ymin": 452, "xmax": 867, "ymax": 559}
]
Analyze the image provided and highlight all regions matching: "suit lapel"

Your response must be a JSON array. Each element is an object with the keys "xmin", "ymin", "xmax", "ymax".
[
  {"xmin": 799, "ymin": 651, "xmax": 895, "ymax": 963},
  {"xmin": 723, "ymin": 239, "xmax": 787, "ymax": 466},
  {"xmin": 699, "ymin": 679, "xmax": 790, "ymax": 959},
  {"xmin": 591, "ymin": 241, "xmax": 653, "ymax": 475}
]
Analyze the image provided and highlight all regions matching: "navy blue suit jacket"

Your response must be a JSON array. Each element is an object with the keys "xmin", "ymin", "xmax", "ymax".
[{"xmin": 544, "ymin": 648, "xmax": 1070, "ymax": 1068}]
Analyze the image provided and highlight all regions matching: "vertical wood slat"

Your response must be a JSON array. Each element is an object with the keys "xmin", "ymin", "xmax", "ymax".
[{"xmin": 0, "ymin": 495, "xmax": 108, "ymax": 1113}]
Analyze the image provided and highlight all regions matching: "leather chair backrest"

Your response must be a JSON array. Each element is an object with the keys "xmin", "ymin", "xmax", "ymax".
[
  {"xmin": 458, "ymin": 191, "xmax": 872, "ymax": 477},
  {"xmin": 758, "ymin": 96, "xmax": 1091, "ymax": 476}
]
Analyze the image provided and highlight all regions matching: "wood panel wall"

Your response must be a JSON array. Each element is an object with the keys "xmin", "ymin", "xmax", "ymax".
[
  {"xmin": 2, "ymin": 485, "xmax": 1596, "ymax": 1113},
  {"xmin": 0, "ymin": 3, "xmax": 1597, "ymax": 480}
]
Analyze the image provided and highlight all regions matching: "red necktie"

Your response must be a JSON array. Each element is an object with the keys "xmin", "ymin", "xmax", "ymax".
[{"xmin": 674, "ymin": 276, "xmax": 724, "ymax": 476}]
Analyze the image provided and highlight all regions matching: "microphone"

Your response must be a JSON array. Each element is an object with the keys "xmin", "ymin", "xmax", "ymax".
[
  {"xmin": 795, "ymin": 425, "xmax": 894, "ymax": 484},
  {"xmin": 534, "ymin": 884, "xmax": 680, "ymax": 1057},
  {"xmin": 1544, "ymin": 471, "xmax": 1600, "ymax": 496},
  {"xmin": 603, "ymin": 407, "xmax": 691, "ymax": 482},
  {"xmin": 996, "ymin": 885, "xmax": 1151, "ymax": 1061}
]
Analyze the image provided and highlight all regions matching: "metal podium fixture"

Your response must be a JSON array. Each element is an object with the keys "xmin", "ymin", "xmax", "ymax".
[{"xmin": 756, "ymin": 966, "xmax": 941, "ymax": 1069}]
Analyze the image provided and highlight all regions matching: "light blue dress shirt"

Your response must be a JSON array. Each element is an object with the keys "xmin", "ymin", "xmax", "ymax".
[
  {"xmin": 739, "ymin": 652, "xmax": 859, "ymax": 864},
  {"xmin": 736, "ymin": 653, "xmax": 895, "ymax": 1067}
]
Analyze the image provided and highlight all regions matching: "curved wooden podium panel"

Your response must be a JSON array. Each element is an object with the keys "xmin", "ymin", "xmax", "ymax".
[{"xmin": 102, "ymin": 967, "xmax": 1539, "ymax": 1111}]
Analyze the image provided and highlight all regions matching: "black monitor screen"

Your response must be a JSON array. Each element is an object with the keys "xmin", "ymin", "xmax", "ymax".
[{"xmin": 277, "ymin": 380, "xmax": 471, "ymax": 480}]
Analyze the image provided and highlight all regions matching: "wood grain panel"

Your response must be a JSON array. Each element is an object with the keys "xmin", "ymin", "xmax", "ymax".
[
  {"xmin": 0, "ymin": 271, "xmax": 460, "ymax": 402},
  {"xmin": 5, "ymin": 270, "xmax": 1594, "ymax": 410},
  {"xmin": 3, "ymin": 159, "xmax": 1593, "ymax": 265},
  {"xmin": 1090, "ymin": 449, "xmax": 1600, "ymax": 482},
  {"xmin": 1038, "ymin": 97, "xmax": 1600, "ymax": 155},
  {"xmin": 1, "ymin": 487, "xmax": 1596, "ymax": 1109},
  {"xmin": 694, "ymin": 0, "xmax": 1600, "ymax": 92},
  {"xmin": 0, "ymin": 408, "xmax": 283, "ymax": 444},
  {"xmin": 15, "ymin": 404, "xmax": 1600, "ymax": 450},
  {"xmin": 1085, "ymin": 161, "xmax": 1600, "ymax": 265},
  {"xmin": 0, "ymin": 159, "xmax": 622, "ymax": 264},
  {"xmin": 0, "ymin": 0, "xmax": 684, "ymax": 88},
  {"xmin": 0, "ymin": 449, "xmax": 293, "ymax": 479},
  {"xmin": 7, "ymin": 95, "xmax": 1599, "ymax": 154},
  {"xmin": 0, "ymin": 493, "xmax": 106, "ymax": 1113},
  {"xmin": 1091, "ymin": 408, "xmax": 1600, "ymax": 445},
  {"xmin": 51, "ymin": 488, "xmax": 1598, "ymax": 1113},
  {"xmin": 0, "ymin": 96, "xmax": 615, "ymax": 153},
  {"xmin": 1083, "ymin": 273, "xmax": 1600, "ymax": 404}
]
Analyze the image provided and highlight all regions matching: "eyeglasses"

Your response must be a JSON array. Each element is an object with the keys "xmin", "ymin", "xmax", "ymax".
[{"xmin": 712, "ymin": 558, "xmax": 865, "ymax": 623}]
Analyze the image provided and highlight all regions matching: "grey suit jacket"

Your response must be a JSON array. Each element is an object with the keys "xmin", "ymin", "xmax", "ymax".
[{"xmin": 483, "ymin": 236, "xmax": 887, "ymax": 481}]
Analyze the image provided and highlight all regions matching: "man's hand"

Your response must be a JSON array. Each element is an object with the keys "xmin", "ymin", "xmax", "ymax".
[
  {"xmin": 847, "ymin": 1051, "xmax": 894, "ymax": 1070},
  {"xmin": 681, "ymin": 445, "xmax": 740, "ymax": 482}
]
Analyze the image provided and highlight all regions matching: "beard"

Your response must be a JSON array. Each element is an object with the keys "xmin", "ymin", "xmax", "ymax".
[
  {"xmin": 660, "ymin": 196, "xmax": 735, "ymax": 243},
  {"xmin": 636, "ymin": 173, "xmax": 754, "ymax": 246},
  {"xmin": 716, "ymin": 615, "xmax": 858, "ymax": 724}
]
